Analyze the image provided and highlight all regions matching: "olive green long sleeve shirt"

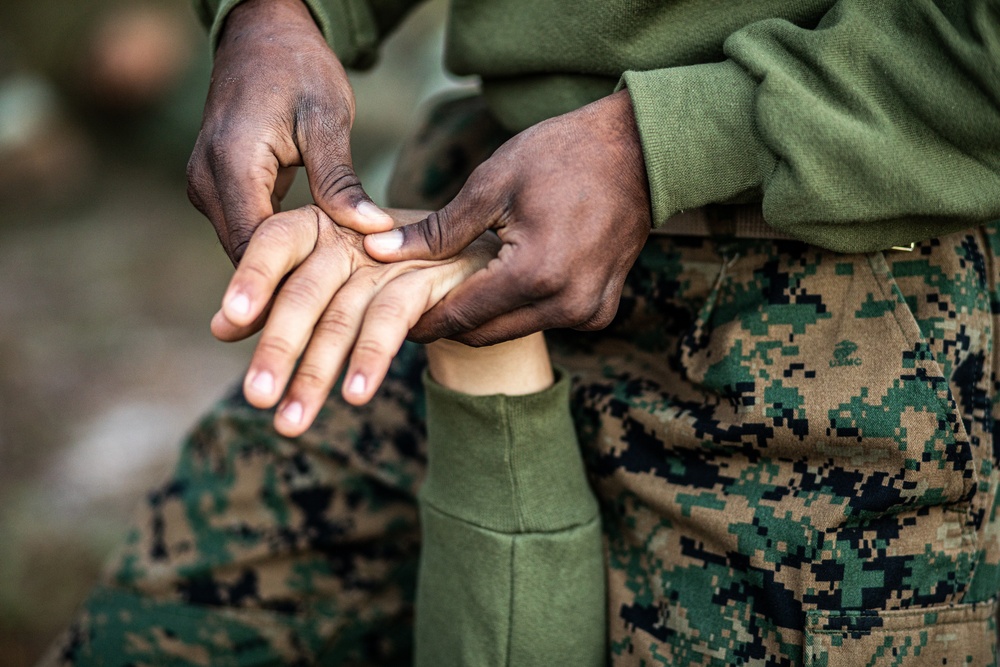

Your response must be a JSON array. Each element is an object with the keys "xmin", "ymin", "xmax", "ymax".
[
  {"xmin": 417, "ymin": 371, "xmax": 605, "ymax": 665},
  {"xmin": 199, "ymin": 0, "xmax": 1000, "ymax": 253}
]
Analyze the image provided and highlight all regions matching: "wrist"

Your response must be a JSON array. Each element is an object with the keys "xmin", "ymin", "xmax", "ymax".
[
  {"xmin": 426, "ymin": 333, "xmax": 554, "ymax": 396},
  {"xmin": 604, "ymin": 89, "xmax": 650, "ymax": 211},
  {"xmin": 220, "ymin": 0, "xmax": 322, "ymax": 50}
]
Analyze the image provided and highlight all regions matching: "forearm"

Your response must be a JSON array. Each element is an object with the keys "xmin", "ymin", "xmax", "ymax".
[
  {"xmin": 625, "ymin": 0, "xmax": 1000, "ymax": 252},
  {"xmin": 193, "ymin": 0, "xmax": 422, "ymax": 66},
  {"xmin": 426, "ymin": 333, "xmax": 554, "ymax": 397}
]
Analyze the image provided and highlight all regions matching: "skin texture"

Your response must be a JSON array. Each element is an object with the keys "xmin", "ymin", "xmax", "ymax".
[
  {"xmin": 192, "ymin": 1, "xmax": 650, "ymax": 423},
  {"xmin": 366, "ymin": 89, "xmax": 651, "ymax": 346},
  {"xmin": 186, "ymin": 0, "xmax": 393, "ymax": 265},
  {"xmin": 426, "ymin": 334, "xmax": 553, "ymax": 397},
  {"xmin": 212, "ymin": 206, "xmax": 502, "ymax": 437}
]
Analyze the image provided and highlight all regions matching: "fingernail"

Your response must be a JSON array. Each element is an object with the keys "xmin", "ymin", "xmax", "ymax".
[
  {"xmin": 228, "ymin": 292, "xmax": 250, "ymax": 317},
  {"xmin": 347, "ymin": 373, "xmax": 366, "ymax": 396},
  {"xmin": 281, "ymin": 401, "xmax": 303, "ymax": 425},
  {"xmin": 356, "ymin": 201, "xmax": 392, "ymax": 224},
  {"xmin": 251, "ymin": 370, "xmax": 274, "ymax": 395},
  {"xmin": 367, "ymin": 229, "xmax": 403, "ymax": 253}
]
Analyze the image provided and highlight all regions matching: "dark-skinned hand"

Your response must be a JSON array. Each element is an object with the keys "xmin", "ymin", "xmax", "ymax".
[
  {"xmin": 364, "ymin": 89, "xmax": 652, "ymax": 346},
  {"xmin": 186, "ymin": 0, "xmax": 392, "ymax": 265}
]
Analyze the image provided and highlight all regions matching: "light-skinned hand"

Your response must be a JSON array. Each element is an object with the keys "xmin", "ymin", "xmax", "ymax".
[{"xmin": 212, "ymin": 206, "xmax": 500, "ymax": 437}]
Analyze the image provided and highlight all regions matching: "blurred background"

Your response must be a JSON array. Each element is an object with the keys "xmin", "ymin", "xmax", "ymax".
[{"xmin": 0, "ymin": 0, "xmax": 464, "ymax": 663}]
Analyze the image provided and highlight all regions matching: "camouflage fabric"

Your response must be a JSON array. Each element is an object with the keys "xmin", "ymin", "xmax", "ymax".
[
  {"xmin": 43, "ymin": 93, "xmax": 1000, "ymax": 666},
  {"xmin": 556, "ymin": 229, "xmax": 1000, "ymax": 665},
  {"xmin": 41, "ymin": 343, "xmax": 429, "ymax": 667}
]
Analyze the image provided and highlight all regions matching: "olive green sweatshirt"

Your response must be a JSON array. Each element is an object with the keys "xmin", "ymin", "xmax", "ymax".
[
  {"xmin": 198, "ymin": 0, "xmax": 1000, "ymax": 253},
  {"xmin": 417, "ymin": 371, "xmax": 604, "ymax": 665}
]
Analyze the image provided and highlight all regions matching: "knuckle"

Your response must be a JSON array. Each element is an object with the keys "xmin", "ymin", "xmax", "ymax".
[
  {"xmin": 255, "ymin": 218, "xmax": 297, "ymax": 245},
  {"xmin": 235, "ymin": 260, "xmax": 273, "ymax": 284},
  {"xmin": 298, "ymin": 99, "xmax": 350, "ymax": 136},
  {"xmin": 421, "ymin": 211, "xmax": 450, "ymax": 257},
  {"xmin": 186, "ymin": 180, "xmax": 206, "ymax": 212},
  {"xmin": 438, "ymin": 303, "xmax": 479, "ymax": 336},
  {"xmin": 406, "ymin": 328, "xmax": 437, "ymax": 345},
  {"xmin": 185, "ymin": 154, "xmax": 211, "ymax": 210},
  {"xmin": 246, "ymin": 162, "xmax": 275, "ymax": 188},
  {"xmin": 453, "ymin": 330, "xmax": 495, "ymax": 348},
  {"xmin": 368, "ymin": 296, "xmax": 409, "ymax": 324},
  {"xmin": 555, "ymin": 292, "xmax": 602, "ymax": 327},
  {"xmin": 578, "ymin": 297, "xmax": 619, "ymax": 331},
  {"xmin": 351, "ymin": 339, "xmax": 389, "ymax": 361},
  {"xmin": 205, "ymin": 138, "xmax": 233, "ymax": 175},
  {"xmin": 314, "ymin": 308, "xmax": 356, "ymax": 339},
  {"xmin": 279, "ymin": 275, "xmax": 325, "ymax": 308},
  {"xmin": 251, "ymin": 220, "xmax": 306, "ymax": 258},
  {"xmin": 256, "ymin": 335, "xmax": 296, "ymax": 359},
  {"xmin": 291, "ymin": 364, "xmax": 331, "ymax": 392},
  {"xmin": 585, "ymin": 310, "xmax": 616, "ymax": 330},
  {"xmin": 230, "ymin": 237, "xmax": 252, "ymax": 264},
  {"xmin": 519, "ymin": 266, "xmax": 565, "ymax": 300},
  {"xmin": 311, "ymin": 163, "xmax": 361, "ymax": 203}
]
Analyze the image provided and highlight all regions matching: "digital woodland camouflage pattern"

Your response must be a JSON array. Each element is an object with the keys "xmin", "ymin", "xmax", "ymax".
[
  {"xmin": 558, "ymin": 228, "xmax": 1000, "ymax": 665},
  {"xmin": 44, "ymin": 94, "xmax": 1000, "ymax": 666}
]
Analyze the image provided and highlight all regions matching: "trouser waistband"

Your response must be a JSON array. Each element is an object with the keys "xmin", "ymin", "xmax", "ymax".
[{"xmin": 649, "ymin": 204, "xmax": 791, "ymax": 241}]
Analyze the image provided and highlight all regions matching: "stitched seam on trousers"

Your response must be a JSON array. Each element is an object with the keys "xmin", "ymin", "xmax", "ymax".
[
  {"xmin": 958, "ymin": 228, "xmax": 994, "ymax": 596},
  {"xmin": 806, "ymin": 597, "xmax": 998, "ymax": 637},
  {"xmin": 865, "ymin": 251, "xmax": 978, "ymax": 577}
]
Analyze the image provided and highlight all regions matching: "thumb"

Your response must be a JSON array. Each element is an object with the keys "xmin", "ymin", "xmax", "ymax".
[
  {"xmin": 365, "ymin": 190, "xmax": 499, "ymax": 262},
  {"xmin": 299, "ymin": 109, "xmax": 395, "ymax": 234}
]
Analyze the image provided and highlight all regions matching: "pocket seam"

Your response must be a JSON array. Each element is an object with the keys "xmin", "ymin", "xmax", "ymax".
[
  {"xmin": 863, "ymin": 251, "xmax": 980, "ymax": 585},
  {"xmin": 865, "ymin": 251, "xmax": 979, "ymax": 494}
]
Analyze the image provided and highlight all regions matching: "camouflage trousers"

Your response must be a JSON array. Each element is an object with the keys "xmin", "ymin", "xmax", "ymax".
[{"xmin": 46, "ymin": 95, "xmax": 1000, "ymax": 666}]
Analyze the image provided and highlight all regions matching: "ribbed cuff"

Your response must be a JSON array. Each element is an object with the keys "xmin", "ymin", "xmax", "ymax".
[
  {"xmin": 206, "ymin": 0, "xmax": 380, "ymax": 68},
  {"xmin": 620, "ymin": 60, "xmax": 776, "ymax": 227},
  {"xmin": 420, "ymin": 368, "xmax": 598, "ymax": 534}
]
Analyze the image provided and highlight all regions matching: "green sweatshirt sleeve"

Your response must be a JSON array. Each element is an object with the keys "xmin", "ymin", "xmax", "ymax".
[
  {"xmin": 193, "ymin": 0, "xmax": 424, "ymax": 67},
  {"xmin": 415, "ymin": 369, "xmax": 605, "ymax": 667},
  {"xmin": 622, "ymin": 0, "xmax": 1000, "ymax": 253}
]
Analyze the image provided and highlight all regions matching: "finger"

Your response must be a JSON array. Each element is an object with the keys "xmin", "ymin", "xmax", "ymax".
[
  {"xmin": 279, "ymin": 232, "xmax": 500, "ymax": 426},
  {"xmin": 272, "ymin": 280, "xmax": 378, "ymax": 436},
  {"xmin": 190, "ymin": 135, "xmax": 282, "ymax": 263},
  {"xmin": 211, "ymin": 298, "xmax": 273, "ymax": 342},
  {"xmin": 436, "ymin": 269, "xmax": 616, "ymax": 346},
  {"xmin": 445, "ymin": 302, "xmax": 562, "ymax": 347},
  {"xmin": 297, "ymin": 104, "xmax": 394, "ymax": 234},
  {"xmin": 364, "ymin": 185, "xmax": 500, "ymax": 262},
  {"xmin": 220, "ymin": 206, "xmax": 321, "ymax": 327},
  {"xmin": 405, "ymin": 253, "xmax": 541, "ymax": 342},
  {"xmin": 243, "ymin": 239, "xmax": 353, "ymax": 409},
  {"xmin": 340, "ymin": 263, "xmax": 464, "ymax": 405}
]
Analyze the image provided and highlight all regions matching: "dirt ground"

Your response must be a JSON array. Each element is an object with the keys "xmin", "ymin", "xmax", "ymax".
[{"xmin": 0, "ymin": 1, "xmax": 462, "ymax": 662}]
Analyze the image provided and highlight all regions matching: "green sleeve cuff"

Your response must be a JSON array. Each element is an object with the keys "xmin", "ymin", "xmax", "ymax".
[
  {"xmin": 420, "ymin": 367, "xmax": 598, "ymax": 534},
  {"xmin": 620, "ymin": 60, "xmax": 776, "ymax": 227},
  {"xmin": 202, "ymin": 0, "xmax": 380, "ymax": 68}
]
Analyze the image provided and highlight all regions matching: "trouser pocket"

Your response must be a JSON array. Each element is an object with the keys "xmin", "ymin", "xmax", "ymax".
[
  {"xmin": 581, "ymin": 233, "xmax": 997, "ymax": 665},
  {"xmin": 805, "ymin": 599, "xmax": 997, "ymax": 666}
]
